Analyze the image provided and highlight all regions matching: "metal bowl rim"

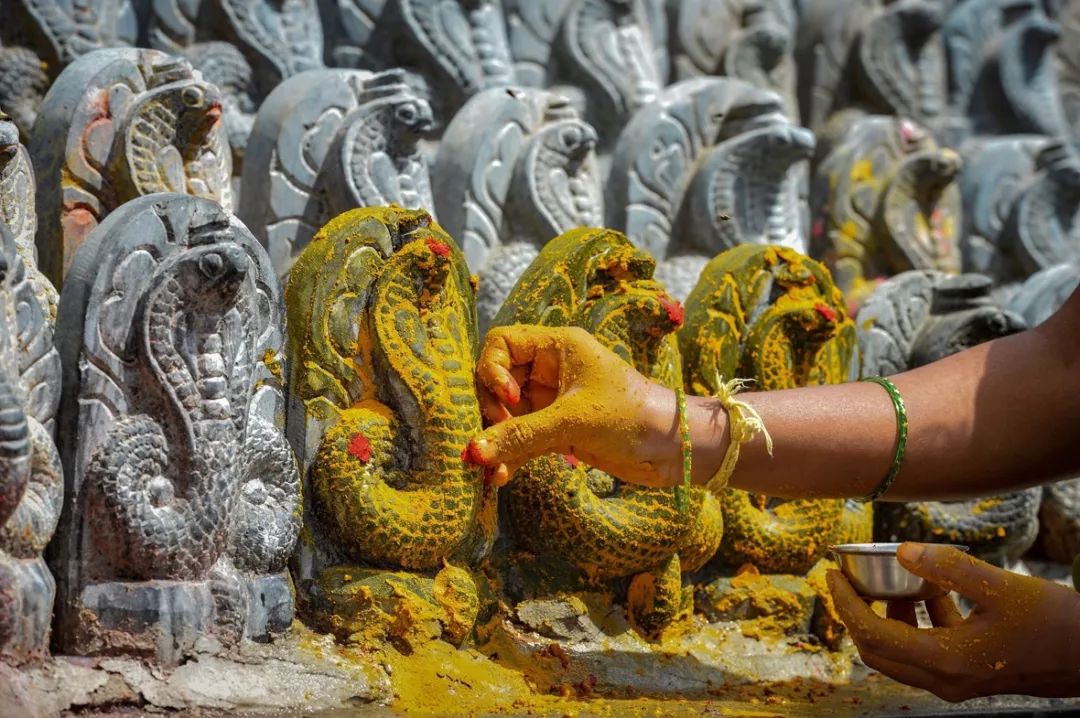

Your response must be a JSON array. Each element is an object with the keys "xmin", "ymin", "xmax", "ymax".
[{"xmin": 829, "ymin": 542, "xmax": 970, "ymax": 556}]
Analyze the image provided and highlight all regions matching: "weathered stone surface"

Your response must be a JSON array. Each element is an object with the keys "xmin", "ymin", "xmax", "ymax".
[
  {"xmin": 389, "ymin": 0, "xmax": 516, "ymax": 120},
  {"xmin": 555, "ymin": 0, "xmax": 667, "ymax": 143},
  {"xmin": 696, "ymin": 572, "xmax": 815, "ymax": 633},
  {"xmin": 858, "ymin": 271, "xmax": 1042, "ymax": 563},
  {"xmin": 503, "ymin": 0, "xmax": 573, "ymax": 87},
  {"xmin": 0, "ymin": 47, "xmax": 51, "ymax": 140},
  {"xmin": 215, "ymin": 0, "xmax": 324, "ymax": 95},
  {"xmin": 1007, "ymin": 262, "xmax": 1080, "ymax": 328},
  {"xmin": 319, "ymin": 0, "xmax": 389, "ymax": 68},
  {"xmin": 669, "ymin": 0, "xmax": 799, "ymax": 118},
  {"xmin": 0, "ymin": 113, "xmax": 64, "ymax": 666},
  {"xmin": 1060, "ymin": 0, "xmax": 1080, "ymax": 138},
  {"xmin": 240, "ymin": 68, "xmax": 435, "ymax": 278},
  {"xmin": 286, "ymin": 207, "xmax": 494, "ymax": 647},
  {"xmin": 50, "ymin": 194, "xmax": 300, "ymax": 664},
  {"xmin": 432, "ymin": 87, "xmax": 603, "ymax": 330},
  {"xmin": 30, "ymin": 48, "xmax": 233, "ymax": 288},
  {"xmin": 810, "ymin": 115, "xmax": 962, "ymax": 307},
  {"xmin": 13, "ymin": 0, "xmax": 137, "ymax": 67}
]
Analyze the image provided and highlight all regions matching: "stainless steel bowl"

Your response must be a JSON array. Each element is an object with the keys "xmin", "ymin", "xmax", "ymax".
[{"xmin": 830, "ymin": 543, "xmax": 969, "ymax": 601}]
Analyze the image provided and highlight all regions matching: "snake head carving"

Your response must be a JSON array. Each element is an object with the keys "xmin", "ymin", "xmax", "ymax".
[
  {"xmin": 175, "ymin": 244, "xmax": 250, "ymax": 304},
  {"xmin": 0, "ymin": 114, "xmax": 18, "ymax": 165},
  {"xmin": 393, "ymin": 97, "xmax": 436, "ymax": 137}
]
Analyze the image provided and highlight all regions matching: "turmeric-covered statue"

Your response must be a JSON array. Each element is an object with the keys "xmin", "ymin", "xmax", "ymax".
[
  {"xmin": 493, "ymin": 228, "xmax": 723, "ymax": 636},
  {"xmin": 680, "ymin": 244, "xmax": 865, "ymax": 574},
  {"xmin": 287, "ymin": 207, "xmax": 495, "ymax": 647},
  {"xmin": 30, "ymin": 48, "xmax": 232, "ymax": 287},
  {"xmin": 50, "ymin": 194, "xmax": 300, "ymax": 663}
]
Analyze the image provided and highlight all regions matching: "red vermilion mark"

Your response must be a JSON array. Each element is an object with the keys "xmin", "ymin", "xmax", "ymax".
[
  {"xmin": 812, "ymin": 217, "xmax": 825, "ymax": 241},
  {"xmin": 660, "ymin": 298, "xmax": 684, "ymax": 327},
  {"xmin": 462, "ymin": 440, "xmax": 485, "ymax": 465},
  {"xmin": 564, "ymin": 454, "xmax": 580, "ymax": 468},
  {"xmin": 426, "ymin": 238, "xmax": 451, "ymax": 257},
  {"xmin": 814, "ymin": 304, "xmax": 837, "ymax": 322},
  {"xmin": 348, "ymin": 432, "xmax": 373, "ymax": 462}
]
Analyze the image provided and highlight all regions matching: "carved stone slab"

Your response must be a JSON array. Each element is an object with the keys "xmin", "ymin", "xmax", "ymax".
[
  {"xmin": 319, "ymin": 0, "xmax": 389, "ymax": 68},
  {"xmin": 0, "ymin": 212, "xmax": 62, "ymax": 663},
  {"xmin": 30, "ymin": 48, "xmax": 233, "ymax": 288},
  {"xmin": 858, "ymin": 271, "xmax": 1041, "ymax": 563},
  {"xmin": 51, "ymin": 194, "xmax": 300, "ymax": 664},
  {"xmin": 1060, "ymin": 0, "xmax": 1080, "ymax": 138},
  {"xmin": 504, "ymin": 0, "xmax": 573, "ymax": 87},
  {"xmin": 240, "ymin": 68, "xmax": 435, "ymax": 278},
  {"xmin": 215, "ymin": 0, "xmax": 324, "ymax": 96},
  {"xmin": 432, "ymin": 87, "xmax": 603, "ymax": 329},
  {"xmin": 13, "ymin": 0, "xmax": 137, "ymax": 67}
]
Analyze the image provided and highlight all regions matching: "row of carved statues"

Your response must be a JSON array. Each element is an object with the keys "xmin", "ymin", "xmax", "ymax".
[{"xmin": 0, "ymin": 0, "xmax": 1077, "ymax": 675}]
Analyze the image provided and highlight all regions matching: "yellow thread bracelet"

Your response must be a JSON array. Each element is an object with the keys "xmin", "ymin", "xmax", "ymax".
[{"xmin": 705, "ymin": 374, "xmax": 773, "ymax": 496}]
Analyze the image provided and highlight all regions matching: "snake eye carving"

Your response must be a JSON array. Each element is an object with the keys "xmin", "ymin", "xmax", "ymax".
[
  {"xmin": 182, "ymin": 86, "xmax": 205, "ymax": 109},
  {"xmin": 198, "ymin": 252, "xmax": 225, "ymax": 279},
  {"xmin": 0, "ymin": 255, "xmax": 10, "ymax": 286}
]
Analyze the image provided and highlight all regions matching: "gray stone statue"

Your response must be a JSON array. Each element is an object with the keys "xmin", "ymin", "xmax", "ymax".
[
  {"xmin": 606, "ymin": 76, "xmax": 807, "ymax": 299},
  {"xmin": 958, "ymin": 134, "xmax": 1051, "ymax": 280},
  {"xmin": 944, "ymin": 0, "xmax": 1067, "ymax": 137},
  {"xmin": 432, "ymin": 87, "xmax": 603, "ymax": 330},
  {"xmin": 215, "ymin": 0, "xmax": 323, "ymax": 96},
  {"xmin": 318, "ymin": 0, "xmax": 389, "ymax": 68},
  {"xmin": 555, "ymin": 0, "xmax": 668, "ymax": 143},
  {"xmin": 503, "ymin": 0, "xmax": 574, "ymax": 87},
  {"xmin": 50, "ymin": 193, "xmax": 300, "ymax": 664},
  {"xmin": 0, "ymin": 44, "xmax": 50, "ymax": 140},
  {"xmin": 858, "ymin": 271, "xmax": 1041, "ymax": 565},
  {"xmin": 810, "ymin": 115, "xmax": 962, "ymax": 309},
  {"xmin": 240, "ymin": 68, "xmax": 435, "ymax": 278},
  {"xmin": 669, "ymin": 0, "xmax": 799, "ymax": 119},
  {"xmin": 0, "ymin": 115, "xmax": 63, "ymax": 664},
  {"xmin": 1060, "ymin": 0, "xmax": 1080, "ymax": 138},
  {"xmin": 389, "ymin": 0, "xmax": 516, "ymax": 120},
  {"xmin": 30, "ymin": 48, "xmax": 233, "ymax": 288},
  {"xmin": 796, "ymin": 0, "xmax": 947, "ymax": 134},
  {"xmin": 12, "ymin": 0, "xmax": 137, "ymax": 67}
]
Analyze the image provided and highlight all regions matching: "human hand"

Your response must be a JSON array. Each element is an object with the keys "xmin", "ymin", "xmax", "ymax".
[
  {"xmin": 466, "ymin": 325, "xmax": 681, "ymax": 488},
  {"xmin": 827, "ymin": 542, "xmax": 1080, "ymax": 701}
]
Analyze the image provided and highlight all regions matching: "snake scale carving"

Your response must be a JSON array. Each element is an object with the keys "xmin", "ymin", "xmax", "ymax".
[
  {"xmin": 680, "ymin": 245, "xmax": 867, "ymax": 574},
  {"xmin": 287, "ymin": 207, "xmax": 494, "ymax": 644},
  {"xmin": 493, "ymin": 227, "xmax": 723, "ymax": 635}
]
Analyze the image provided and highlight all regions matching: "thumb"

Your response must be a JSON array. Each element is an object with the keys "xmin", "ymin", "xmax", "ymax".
[
  {"xmin": 467, "ymin": 399, "xmax": 573, "ymax": 467},
  {"xmin": 897, "ymin": 542, "xmax": 1011, "ymax": 603}
]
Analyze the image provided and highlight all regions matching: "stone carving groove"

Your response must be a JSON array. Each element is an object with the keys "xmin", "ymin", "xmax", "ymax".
[
  {"xmin": 30, "ymin": 48, "xmax": 233, "ymax": 288},
  {"xmin": 51, "ymin": 194, "xmax": 299, "ymax": 663},
  {"xmin": 216, "ymin": 0, "xmax": 324, "ymax": 95},
  {"xmin": 493, "ymin": 227, "xmax": 723, "ymax": 637},
  {"xmin": 15, "ymin": 0, "xmax": 137, "ymax": 67},
  {"xmin": 810, "ymin": 115, "xmax": 962, "ymax": 308},
  {"xmin": 858, "ymin": 270, "xmax": 1041, "ymax": 563},
  {"xmin": 680, "ymin": 245, "xmax": 864, "ymax": 574},
  {"xmin": 432, "ymin": 87, "xmax": 603, "ymax": 330},
  {"xmin": 287, "ymin": 206, "xmax": 494, "ymax": 645},
  {"xmin": 240, "ymin": 68, "xmax": 435, "ymax": 278}
]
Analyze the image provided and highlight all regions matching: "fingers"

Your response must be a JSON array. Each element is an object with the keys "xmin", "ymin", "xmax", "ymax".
[
  {"xmin": 897, "ymin": 543, "xmax": 1011, "ymax": 603},
  {"xmin": 826, "ymin": 570, "xmax": 940, "ymax": 664},
  {"xmin": 468, "ymin": 398, "xmax": 573, "ymax": 467},
  {"xmin": 478, "ymin": 384, "xmax": 511, "ymax": 425},
  {"xmin": 925, "ymin": 594, "xmax": 964, "ymax": 628},
  {"xmin": 477, "ymin": 327, "xmax": 535, "ymax": 407},
  {"xmin": 886, "ymin": 600, "xmax": 918, "ymax": 627}
]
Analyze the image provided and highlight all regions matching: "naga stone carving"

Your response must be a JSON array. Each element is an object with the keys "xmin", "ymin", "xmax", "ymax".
[
  {"xmin": 1060, "ymin": 0, "xmax": 1080, "ymax": 137},
  {"xmin": 606, "ymin": 77, "xmax": 806, "ymax": 300},
  {"xmin": 503, "ymin": 0, "xmax": 574, "ymax": 87},
  {"xmin": 810, "ymin": 115, "xmax": 962, "ymax": 309},
  {"xmin": 215, "ymin": 0, "xmax": 323, "ymax": 96},
  {"xmin": 858, "ymin": 270, "xmax": 1040, "ymax": 563},
  {"xmin": 795, "ymin": 0, "xmax": 947, "ymax": 134},
  {"xmin": 1006, "ymin": 262, "xmax": 1080, "ymax": 328},
  {"xmin": 30, "ymin": 48, "xmax": 232, "ymax": 288},
  {"xmin": 389, "ymin": 0, "xmax": 516, "ymax": 120},
  {"xmin": 998, "ymin": 140, "xmax": 1080, "ymax": 279},
  {"xmin": 0, "ymin": 44, "xmax": 50, "ymax": 139},
  {"xmin": 286, "ymin": 207, "xmax": 495, "ymax": 647},
  {"xmin": 493, "ymin": 228, "xmax": 723, "ymax": 637},
  {"xmin": 11, "ymin": 0, "xmax": 137, "ymax": 68},
  {"xmin": 0, "ymin": 214, "xmax": 63, "ymax": 663},
  {"xmin": 669, "ymin": 0, "xmax": 799, "ymax": 119},
  {"xmin": 944, "ymin": 0, "xmax": 1067, "ymax": 137},
  {"xmin": 432, "ymin": 87, "xmax": 603, "ymax": 331},
  {"xmin": 680, "ymin": 245, "xmax": 865, "ymax": 574},
  {"xmin": 240, "ymin": 68, "xmax": 435, "ymax": 278},
  {"xmin": 318, "ymin": 0, "xmax": 389, "ymax": 68},
  {"xmin": 957, "ymin": 134, "xmax": 1051, "ymax": 280},
  {"xmin": 555, "ymin": 0, "xmax": 668, "ymax": 143},
  {"xmin": 50, "ymin": 193, "xmax": 300, "ymax": 663}
]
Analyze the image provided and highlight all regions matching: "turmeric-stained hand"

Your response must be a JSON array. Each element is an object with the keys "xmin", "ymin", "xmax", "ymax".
[
  {"xmin": 468, "ymin": 325, "xmax": 681, "ymax": 488},
  {"xmin": 827, "ymin": 542, "xmax": 1080, "ymax": 701}
]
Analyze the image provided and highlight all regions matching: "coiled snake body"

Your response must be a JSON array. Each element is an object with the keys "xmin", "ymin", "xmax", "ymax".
[
  {"xmin": 494, "ymin": 228, "xmax": 723, "ymax": 635},
  {"xmin": 680, "ymin": 245, "xmax": 864, "ymax": 575}
]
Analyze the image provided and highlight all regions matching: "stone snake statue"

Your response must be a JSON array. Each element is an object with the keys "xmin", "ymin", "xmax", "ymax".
[
  {"xmin": 287, "ymin": 207, "xmax": 494, "ymax": 644},
  {"xmin": 493, "ymin": 227, "xmax": 724, "ymax": 635},
  {"xmin": 858, "ymin": 270, "xmax": 1041, "ymax": 563},
  {"xmin": 680, "ymin": 244, "xmax": 865, "ymax": 575}
]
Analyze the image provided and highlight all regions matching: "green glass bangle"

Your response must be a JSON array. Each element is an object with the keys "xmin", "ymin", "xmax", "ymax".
[
  {"xmin": 859, "ymin": 376, "xmax": 908, "ymax": 503},
  {"xmin": 675, "ymin": 386, "xmax": 692, "ymax": 514}
]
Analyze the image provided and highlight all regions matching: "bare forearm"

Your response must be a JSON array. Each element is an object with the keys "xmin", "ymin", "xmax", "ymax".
[{"xmin": 680, "ymin": 292, "xmax": 1080, "ymax": 502}]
